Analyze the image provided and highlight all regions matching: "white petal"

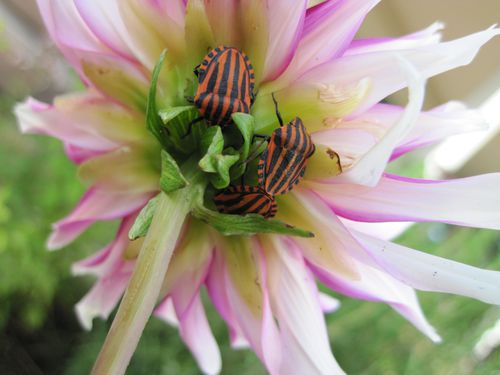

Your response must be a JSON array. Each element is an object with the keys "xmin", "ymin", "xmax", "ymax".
[
  {"xmin": 299, "ymin": 27, "xmax": 500, "ymax": 113},
  {"xmin": 354, "ymin": 231, "xmax": 500, "ymax": 305},
  {"xmin": 312, "ymin": 173, "xmax": 500, "ymax": 230},
  {"xmin": 334, "ymin": 56, "xmax": 425, "ymax": 186},
  {"xmin": 266, "ymin": 237, "xmax": 346, "ymax": 375}
]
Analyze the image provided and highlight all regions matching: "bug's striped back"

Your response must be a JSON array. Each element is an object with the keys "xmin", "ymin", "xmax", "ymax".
[
  {"xmin": 194, "ymin": 46, "xmax": 255, "ymax": 126},
  {"xmin": 258, "ymin": 117, "xmax": 315, "ymax": 195},
  {"xmin": 213, "ymin": 185, "xmax": 277, "ymax": 218}
]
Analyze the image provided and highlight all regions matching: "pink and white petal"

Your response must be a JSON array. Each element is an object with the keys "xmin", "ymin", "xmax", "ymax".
[
  {"xmin": 219, "ymin": 237, "xmax": 281, "ymax": 374},
  {"xmin": 74, "ymin": 0, "xmax": 137, "ymax": 61},
  {"xmin": 203, "ymin": 0, "xmax": 239, "ymax": 47},
  {"xmin": 75, "ymin": 266, "xmax": 131, "ymax": 330},
  {"xmin": 299, "ymin": 27, "xmax": 500, "ymax": 114},
  {"xmin": 275, "ymin": 0, "xmax": 380, "ymax": 88},
  {"xmin": 354, "ymin": 231, "xmax": 500, "ymax": 305},
  {"xmin": 340, "ymin": 218, "xmax": 413, "ymax": 241},
  {"xmin": 318, "ymin": 292, "xmax": 341, "ymax": 314},
  {"xmin": 15, "ymin": 97, "xmax": 116, "ymax": 151},
  {"xmin": 262, "ymin": 0, "xmax": 307, "ymax": 81},
  {"xmin": 308, "ymin": 254, "xmax": 441, "ymax": 342},
  {"xmin": 159, "ymin": 294, "xmax": 221, "ymax": 375},
  {"xmin": 64, "ymin": 144, "xmax": 106, "ymax": 165},
  {"xmin": 160, "ymin": 220, "xmax": 214, "ymax": 315},
  {"xmin": 79, "ymin": 50, "xmax": 149, "ymax": 111},
  {"xmin": 48, "ymin": 189, "xmax": 151, "ymax": 250},
  {"xmin": 118, "ymin": 0, "xmax": 186, "ymax": 70},
  {"xmin": 265, "ymin": 237, "xmax": 346, "ymax": 375},
  {"xmin": 311, "ymin": 173, "xmax": 500, "ymax": 230},
  {"xmin": 346, "ymin": 22, "xmax": 444, "ymax": 55},
  {"xmin": 78, "ymin": 147, "xmax": 160, "ymax": 194},
  {"xmin": 333, "ymin": 58, "xmax": 425, "ymax": 186},
  {"xmin": 37, "ymin": 0, "xmax": 108, "ymax": 75},
  {"xmin": 206, "ymin": 249, "xmax": 249, "ymax": 349},
  {"xmin": 71, "ymin": 215, "xmax": 137, "ymax": 277},
  {"xmin": 154, "ymin": 297, "xmax": 179, "ymax": 327},
  {"xmin": 393, "ymin": 101, "xmax": 487, "ymax": 159}
]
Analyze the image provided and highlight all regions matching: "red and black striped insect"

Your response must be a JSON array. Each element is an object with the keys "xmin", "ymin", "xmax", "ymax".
[
  {"xmin": 193, "ymin": 46, "xmax": 255, "ymax": 126},
  {"xmin": 257, "ymin": 95, "xmax": 315, "ymax": 195},
  {"xmin": 213, "ymin": 185, "xmax": 277, "ymax": 218}
]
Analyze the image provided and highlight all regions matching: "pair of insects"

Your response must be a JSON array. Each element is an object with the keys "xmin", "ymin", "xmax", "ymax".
[
  {"xmin": 214, "ymin": 107, "xmax": 315, "ymax": 218},
  {"xmin": 191, "ymin": 46, "xmax": 314, "ymax": 218}
]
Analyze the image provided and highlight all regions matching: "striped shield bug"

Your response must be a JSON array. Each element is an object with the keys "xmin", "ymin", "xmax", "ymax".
[
  {"xmin": 257, "ymin": 94, "xmax": 315, "ymax": 195},
  {"xmin": 213, "ymin": 185, "xmax": 277, "ymax": 218},
  {"xmin": 192, "ymin": 46, "xmax": 255, "ymax": 127}
]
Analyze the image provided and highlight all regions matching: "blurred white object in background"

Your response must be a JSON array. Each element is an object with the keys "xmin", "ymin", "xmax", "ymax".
[
  {"xmin": 474, "ymin": 317, "xmax": 500, "ymax": 361},
  {"xmin": 425, "ymin": 83, "xmax": 500, "ymax": 179}
]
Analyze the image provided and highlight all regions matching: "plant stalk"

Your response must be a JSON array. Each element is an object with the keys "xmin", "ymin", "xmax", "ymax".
[{"xmin": 91, "ymin": 188, "xmax": 192, "ymax": 375}]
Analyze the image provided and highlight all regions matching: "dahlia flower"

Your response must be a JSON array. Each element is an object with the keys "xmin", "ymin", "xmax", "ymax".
[{"xmin": 15, "ymin": 0, "xmax": 500, "ymax": 374}]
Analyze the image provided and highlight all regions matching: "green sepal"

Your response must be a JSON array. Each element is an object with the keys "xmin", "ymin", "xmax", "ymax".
[
  {"xmin": 128, "ymin": 195, "xmax": 160, "ymax": 240},
  {"xmin": 230, "ymin": 112, "xmax": 255, "ymax": 179},
  {"xmin": 199, "ymin": 127, "xmax": 240, "ymax": 189},
  {"xmin": 146, "ymin": 50, "xmax": 170, "ymax": 149},
  {"xmin": 158, "ymin": 105, "xmax": 203, "ymax": 155},
  {"xmin": 191, "ymin": 186, "xmax": 314, "ymax": 238},
  {"xmin": 160, "ymin": 150, "xmax": 188, "ymax": 193}
]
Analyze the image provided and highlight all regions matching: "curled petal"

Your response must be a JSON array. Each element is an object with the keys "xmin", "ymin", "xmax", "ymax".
[
  {"xmin": 299, "ymin": 27, "xmax": 500, "ymax": 113},
  {"xmin": 346, "ymin": 22, "xmax": 444, "ymax": 55},
  {"xmin": 311, "ymin": 173, "xmax": 500, "ymax": 230},
  {"xmin": 265, "ymin": 237, "xmax": 346, "ymax": 375},
  {"xmin": 308, "ymin": 253, "xmax": 441, "ymax": 342},
  {"xmin": 334, "ymin": 56, "xmax": 425, "ymax": 186},
  {"xmin": 354, "ymin": 231, "xmax": 500, "ymax": 305},
  {"xmin": 48, "ymin": 189, "xmax": 151, "ymax": 250}
]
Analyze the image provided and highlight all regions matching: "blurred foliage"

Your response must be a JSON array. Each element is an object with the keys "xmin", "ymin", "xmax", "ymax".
[{"xmin": 1, "ymin": 93, "xmax": 499, "ymax": 374}]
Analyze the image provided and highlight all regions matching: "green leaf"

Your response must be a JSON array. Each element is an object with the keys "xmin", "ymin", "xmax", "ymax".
[
  {"xmin": 146, "ymin": 50, "xmax": 169, "ymax": 148},
  {"xmin": 160, "ymin": 150, "xmax": 188, "ymax": 193},
  {"xmin": 129, "ymin": 195, "xmax": 160, "ymax": 240},
  {"xmin": 190, "ymin": 186, "xmax": 313, "ymax": 238}
]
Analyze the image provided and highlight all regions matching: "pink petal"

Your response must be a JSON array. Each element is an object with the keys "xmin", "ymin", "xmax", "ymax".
[
  {"xmin": 267, "ymin": 237, "xmax": 346, "ymax": 374},
  {"xmin": 75, "ymin": 267, "xmax": 130, "ymax": 330},
  {"xmin": 308, "ymin": 253, "xmax": 440, "ymax": 342},
  {"xmin": 154, "ymin": 297, "xmax": 179, "ymax": 327},
  {"xmin": 312, "ymin": 173, "xmax": 500, "ymax": 230},
  {"xmin": 346, "ymin": 22, "xmax": 444, "ymax": 55},
  {"xmin": 318, "ymin": 292, "xmax": 341, "ymax": 314},
  {"xmin": 219, "ymin": 238, "xmax": 281, "ymax": 374},
  {"xmin": 277, "ymin": 0, "xmax": 380, "ymax": 86},
  {"xmin": 71, "ymin": 215, "xmax": 136, "ymax": 277},
  {"xmin": 74, "ymin": 0, "xmax": 138, "ymax": 61},
  {"xmin": 205, "ymin": 249, "xmax": 249, "ymax": 349},
  {"xmin": 203, "ymin": 0, "xmax": 238, "ymax": 46},
  {"xmin": 262, "ymin": 0, "xmax": 307, "ymax": 81},
  {"xmin": 48, "ymin": 188, "xmax": 151, "ymax": 250},
  {"xmin": 286, "ymin": 194, "xmax": 439, "ymax": 341},
  {"xmin": 340, "ymin": 218, "xmax": 413, "ymax": 241},
  {"xmin": 37, "ymin": 0, "xmax": 108, "ymax": 74},
  {"xmin": 73, "ymin": 216, "xmax": 136, "ymax": 330},
  {"xmin": 354, "ymin": 231, "xmax": 500, "ymax": 305},
  {"xmin": 14, "ymin": 97, "xmax": 116, "ymax": 151},
  {"xmin": 299, "ymin": 27, "xmax": 500, "ymax": 114},
  {"xmin": 156, "ymin": 294, "xmax": 221, "ymax": 375}
]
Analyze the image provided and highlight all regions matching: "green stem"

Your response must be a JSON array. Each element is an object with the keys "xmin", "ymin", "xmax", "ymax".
[{"xmin": 90, "ymin": 188, "xmax": 193, "ymax": 375}]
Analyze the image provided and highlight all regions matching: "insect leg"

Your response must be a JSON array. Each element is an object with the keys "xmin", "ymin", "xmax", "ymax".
[{"xmin": 271, "ymin": 93, "xmax": 284, "ymax": 127}]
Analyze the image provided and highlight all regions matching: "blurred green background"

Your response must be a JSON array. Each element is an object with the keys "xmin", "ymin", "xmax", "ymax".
[{"xmin": 1, "ymin": 91, "xmax": 500, "ymax": 374}]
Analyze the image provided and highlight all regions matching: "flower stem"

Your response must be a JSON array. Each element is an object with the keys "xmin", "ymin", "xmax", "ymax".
[{"xmin": 90, "ymin": 187, "xmax": 193, "ymax": 375}]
